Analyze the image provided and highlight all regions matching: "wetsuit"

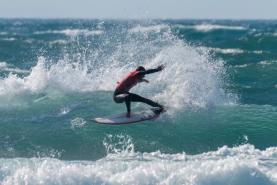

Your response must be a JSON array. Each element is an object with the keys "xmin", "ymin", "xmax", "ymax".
[{"xmin": 113, "ymin": 68, "xmax": 163, "ymax": 114}]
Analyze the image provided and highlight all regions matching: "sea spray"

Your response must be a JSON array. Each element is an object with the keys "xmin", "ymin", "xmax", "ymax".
[
  {"xmin": 0, "ymin": 58, "xmax": 47, "ymax": 96},
  {"xmin": 0, "ymin": 23, "xmax": 236, "ymax": 111},
  {"xmin": 103, "ymin": 134, "xmax": 134, "ymax": 155}
]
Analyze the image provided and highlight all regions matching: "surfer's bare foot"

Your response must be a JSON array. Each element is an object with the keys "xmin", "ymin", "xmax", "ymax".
[
  {"xmin": 153, "ymin": 106, "xmax": 165, "ymax": 114},
  {"xmin": 126, "ymin": 112, "xmax": 131, "ymax": 118}
]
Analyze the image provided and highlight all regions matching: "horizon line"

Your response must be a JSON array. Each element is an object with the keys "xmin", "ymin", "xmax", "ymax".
[{"xmin": 1, "ymin": 17, "xmax": 277, "ymax": 21}]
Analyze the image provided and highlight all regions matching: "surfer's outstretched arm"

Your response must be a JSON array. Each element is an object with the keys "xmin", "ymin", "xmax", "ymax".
[{"xmin": 139, "ymin": 65, "xmax": 165, "ymax": 75}]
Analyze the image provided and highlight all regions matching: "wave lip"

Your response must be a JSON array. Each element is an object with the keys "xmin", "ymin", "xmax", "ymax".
[
  {"xmin": 149, "ymin": 43, "xmax": 236, "ymax": 110},
  {"xmin": 0, "ymin": 57, "xmax": 95, "ymax": 98},
  {"xmin": 0, "ymin": 144, "xmax": 276, "ymax": 185}
]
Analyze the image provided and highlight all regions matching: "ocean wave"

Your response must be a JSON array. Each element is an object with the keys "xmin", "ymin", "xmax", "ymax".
[
  {"xmin": 0, "ymin": 144, "xmax": 276, "ymax": 185},
  {"xmin": 234, "ymin": 64, "xmax": 250, "ymax": 68},
  {"xmin": 212, "ymin": 48, "xmax": 244, "ymax": 54},
  {"xmin": 176, "ymin": 24, "xmax": 246, "ymax": 32},
  {"xmin": 253, "ymin": 32, "xmax": 277, "ymax": 38},
  {"xmin": 258, "ymin": 60, "xmax": 277, "ymax": 66},
  {"xmin": 0, "ymin": 52, "xmax": 234, "ymax": 111},
  {"xmin": 148, "ymin": 43, "xmax": 235, "ymax": 110},
  {"xmin": 49, "ymin": 39, "xmax": 68, "ymax": 45},
  {"xmin": 0, "ymin": 23, "xmax": 236, "ymax": 110},
  {"xmin": 253, "ymin": 50, "xmax": 266, "ymax": 54},
  {"xmin": 0, "ymin": 37, "xmax": 16, "ymax": 41},
  {"xmin": 129, "ymin": 24, "xmax": 170, "ymax": 33},
  {"xmin": 0, "ymin": 32, "xmax": 8, "ymax": 35},
  {"xmin": 0, "ymin": 61, "xmax": 8, "ymax": 68},
  {"xmin": 209, "ymin": 48, "xmax": 266, "ymax": 55},
  {"xmin": 0, "ymin": 61, "xmax": 29, "ymax": 74},
  {"xmin": 23, "ymin": 39, "xmax": 35, "ymax": 44},
  {"xmin": 0, "ymin": 57, "xmax": 94, "ymax": 97},
  {"xmin": 34, "ymin": 29, "xmax": 104, "ymax": 37}
]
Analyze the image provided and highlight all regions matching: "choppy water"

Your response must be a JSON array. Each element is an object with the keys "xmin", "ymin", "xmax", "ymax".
[{"xmin": 0, "ymin": 19, "xmax": 277, "ymax": 185}]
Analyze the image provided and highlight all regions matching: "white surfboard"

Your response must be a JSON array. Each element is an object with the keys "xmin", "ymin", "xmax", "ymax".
[{"xmin": 92, "ymin": 108, "xmax": 162, "ymax": 125}]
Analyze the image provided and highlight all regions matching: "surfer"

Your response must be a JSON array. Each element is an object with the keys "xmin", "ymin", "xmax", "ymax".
[{"xmin": 114, "ymin": 65, "xmax": 165, "ymax": 117}]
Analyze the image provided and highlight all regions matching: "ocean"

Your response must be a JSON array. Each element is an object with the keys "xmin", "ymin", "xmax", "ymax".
[{"xmin": 0, "ymin": 19, "xmax": 277, "ymax": 185}]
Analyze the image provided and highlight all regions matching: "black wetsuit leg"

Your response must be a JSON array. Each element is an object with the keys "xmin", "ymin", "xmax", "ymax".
[
  {"xmin": 114, "ymin": 90, "xmax": 163, "ymax": 113},
  {"xmin": 128, "ymin": 93, "xmax": 162, "ymax": 108}
]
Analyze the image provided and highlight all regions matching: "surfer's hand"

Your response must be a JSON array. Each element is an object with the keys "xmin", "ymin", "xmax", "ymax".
[{"xmin": 157, "ymin": 65, "xmax": 165, "ymax": 71}]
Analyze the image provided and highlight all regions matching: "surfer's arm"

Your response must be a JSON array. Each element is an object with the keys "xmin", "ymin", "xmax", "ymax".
[
  {"xmin": 139, "ymin": 79, "xmax": 149, "ymax": 83},
  {"xmin": 139, "ymin": 65, "xmax": 165, "ymax": 75}
]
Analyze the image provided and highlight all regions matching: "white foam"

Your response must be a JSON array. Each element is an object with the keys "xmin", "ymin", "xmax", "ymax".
[
  {"xmin": 34, "ymin": 29, "xmax": 104, "ymax": 37},
  {"xmin": 0, "ymin": 61, "xmax": 8, "ymax": 68},
  {"xmin": 253, "ymin": 50, "xmax": 265, "ymax": 54},
  {"xmin": 59, "ymin": 107, "xmax": 71, "ymax": 115},
  {"xmin": 259, "ymin": 61, "xmax": 271, "ymax": 65},
  {"xmin": 234, "ymin": 64, "xmax": 250, "ymax": 68},
  {"xmin": 212, "ymin": 48, "xmax": 244, "ymax": 54},
  {"xmin": 258, "ymin": 60, "xmax": 277, "ymax": 66},
  {"xmin": 0, "ymin": 59, "xmax": 47, "ymax": 97},
  {"xmin": 178, "ymin": 24, "xmax": 246, "ymax": 32},
  {"xmin": 0, "ymin": 32, "xmax": 8, "ymax": 35},
  {"xmin": 49, "ymin": 40, "xmax": 68, "ymax": 45},
  {"xmin": 254, "ymin": 32, "xmax": 277, "ymax": 37},
  {"xmin": 147, "ymin": 43, "xmax": 235, "ymax": 110},
  {"xmin": 0, "ymin": 37, "xmax": 16, "ymax": 41},
  {"xmin": 0, "ymin": 144, "xmax": 276, "ymax": 185},
  {"xmin": 0, "ymin": 62, "xmax": 29, "ymax": 74},
  {"xmin": 0, "ymin": 57, "xmax": 93, "ymax": 97},
  {"xmin": 209, "ymin": 47, "xmax": 266, "ymax": 55},
  {"xmin": 129, "ymin": 24, "xmax": 170, "ymax": 33},
  {"xmin": 70, "ymin": 117, "xmax": 87, "ymax": 129}
]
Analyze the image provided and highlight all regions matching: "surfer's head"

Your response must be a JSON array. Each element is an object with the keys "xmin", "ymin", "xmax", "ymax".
[{"xmin": 136, "ymin": 66, "xmax": 145, "ymax": 71}]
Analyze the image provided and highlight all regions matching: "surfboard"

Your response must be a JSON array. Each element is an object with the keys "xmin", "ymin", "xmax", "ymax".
[{"xmin": 92, "ymin": 108, "xmax": 163, "ymax": 125}]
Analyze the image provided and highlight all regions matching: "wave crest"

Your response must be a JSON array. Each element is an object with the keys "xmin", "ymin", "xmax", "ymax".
[
  {"xmin": 0, "ymin": 23, "xmax": 236, "ymax": 110},
  {"xmin": 1, "ymin": 144, "xmax": 276, "ymax": 185}
]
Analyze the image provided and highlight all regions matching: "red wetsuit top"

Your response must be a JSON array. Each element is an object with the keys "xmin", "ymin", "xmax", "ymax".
[{"xmin": 116, "ymin": 70, "xmax": 143, "ymax": 92}]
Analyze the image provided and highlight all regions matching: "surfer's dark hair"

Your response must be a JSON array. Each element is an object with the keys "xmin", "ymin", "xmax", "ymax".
[{"xmin": 136, "ymin": 66, "xmax": 145, "ymax": 71}]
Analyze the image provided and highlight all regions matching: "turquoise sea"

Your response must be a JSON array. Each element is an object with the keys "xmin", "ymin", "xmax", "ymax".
[{"xmin": 0, "ymin": 19, "xmax": 277, "ymax": 185}]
